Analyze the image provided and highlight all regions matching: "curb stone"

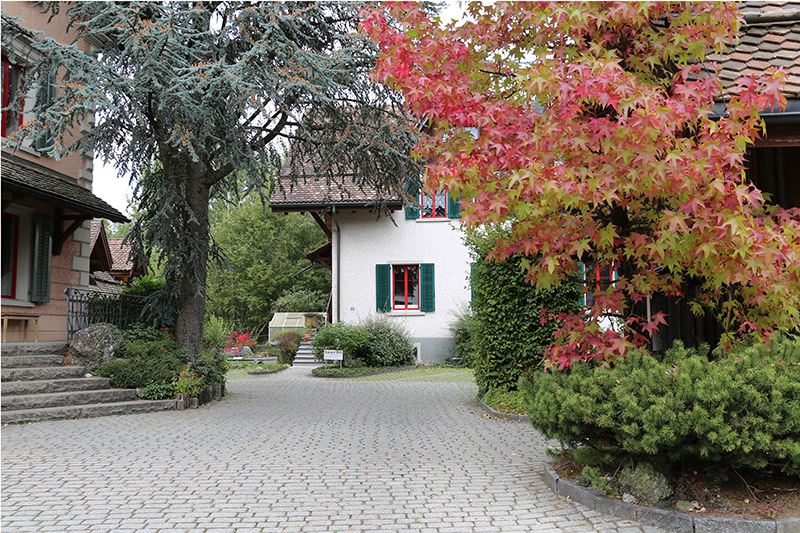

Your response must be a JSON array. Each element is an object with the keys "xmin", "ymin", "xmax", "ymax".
[
  {"xmin": 543, "ymin": 465, "xmax": 798, "ymax": 533},
  {"xmin": 475, "ymin": 398, "xmax": 530, "ymax": 422}
]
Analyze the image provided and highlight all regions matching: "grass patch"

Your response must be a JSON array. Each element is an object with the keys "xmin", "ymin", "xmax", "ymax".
[{"xmin": 482, "ymin": 387, "xmax": 527, "ymax": 415}]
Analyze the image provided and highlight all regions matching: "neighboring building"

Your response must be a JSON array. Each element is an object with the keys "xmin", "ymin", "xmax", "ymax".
[
  {"xmin": 88, "ymin": 220, "xmax": 122, "ymax": 293},
  {"xmin": 652, "ymin": 1, "xmax": 800, "ymax": 350},
  {"xmin": 271, "ymin": 177, "xmax": 472, "ymax": 363},
  {"xmin": 1, "ymin": 2, "xmax": 127, "ymax": 342},
  {"xmin": 108, "ymin": 237, "xmax": 147, "ymax": 284}
]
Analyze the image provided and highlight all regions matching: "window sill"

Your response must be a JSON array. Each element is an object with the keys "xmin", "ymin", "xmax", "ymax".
[
  {"xmin": 415, "ymin": 218, "xmax": 453, "ymax": 223},
  {"xmin": 389, "ymin": 310, "xmax": 426, "ymax": 317},
  {"xmin": 1, "ymin": 299, "xmax": 35, "ymax": 308}
]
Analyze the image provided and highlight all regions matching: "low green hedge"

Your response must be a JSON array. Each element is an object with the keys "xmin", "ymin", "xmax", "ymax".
[
  {"xmin": 311, "ymin": 316, "xmax": 415, "ymax": 367},
  {"xmin": 520, "ymin": 336, "xmax": 800, "ymax": 475},
  {"xmin": 311, "ymin": 365, "xmax": 413, "ymax": 378}
]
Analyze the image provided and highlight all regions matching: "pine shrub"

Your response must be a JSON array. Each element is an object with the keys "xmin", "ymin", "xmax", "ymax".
[{"xmin": 520, "ymin": 336, "xmax": 800, "ymax": 475}]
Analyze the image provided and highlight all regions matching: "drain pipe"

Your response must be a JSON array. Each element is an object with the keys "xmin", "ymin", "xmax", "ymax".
[{"xmin": 332, "ymin": 206, "xmax": 341, "ymax": 323}]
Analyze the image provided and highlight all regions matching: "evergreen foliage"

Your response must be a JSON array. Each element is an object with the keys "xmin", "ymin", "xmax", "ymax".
[
  {"xmin": 2, "ymin": 2, "xmax": 420, "ymax": 353},
  {"xmin": 468, "ymin": 228, "xmax": 580, "ymax": 394},
  {"xmin": 273, "ymin": 289, "xmax": 329, "ymax": 314},
  {"xmin": 520, "ymin": 336, "xmax": 800, "ymax": 475}
]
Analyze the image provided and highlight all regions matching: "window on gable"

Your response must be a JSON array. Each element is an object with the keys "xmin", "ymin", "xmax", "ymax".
[
  {"xmin": 579, "ymin": 262, "xmax": 617, "ymax": 307},
  {"xmin": 2, "ymin": 56, "xmax": 25, "ymax": 139},
  {"xmin": 421, "ymin": 190, "xmax": 448, "ymax": 218},
  {"xmin": 2, "ymin": 214, "xmax": 20, "ymax": 299}
]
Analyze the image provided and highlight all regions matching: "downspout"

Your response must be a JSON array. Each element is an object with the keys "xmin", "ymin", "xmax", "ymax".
[{"xmin": 332, "ymin": 206, "xmax": 341, "ymax": 323}]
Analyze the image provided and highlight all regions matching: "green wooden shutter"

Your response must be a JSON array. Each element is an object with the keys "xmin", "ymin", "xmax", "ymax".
[
  {"xmin": 421, "ymin": 263, "xmax": 435, "ymax": 312},
  {"xmin": 405, "ymin": 181, "xmax": 420, "ymax": 220},
  {"xmin": 376, "ymin": 264, "xmax": 391, "ymax": 312},
  {"xmin": 30, "ymin": 215, "xmax": 52, "ymax": 303},
  {"xmin": 447, "ymin": 193, "xmax": 462, "ymax": 218}
]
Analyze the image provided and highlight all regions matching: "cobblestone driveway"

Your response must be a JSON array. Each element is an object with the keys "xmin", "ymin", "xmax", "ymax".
[{"xmin": 2, "ymin": 367, "xmax": 665, "ymax": 532}]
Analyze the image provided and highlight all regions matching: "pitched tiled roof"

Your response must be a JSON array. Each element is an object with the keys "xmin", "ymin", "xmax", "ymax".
[
  {"xmin": 90, "ymin": 219, "xmax": 102, "ymax": 247},
  {"xmin": 1, "ymin": 155, "xmax": 128, "ymax": 222},
  {"xmin": 108, "ymin": 238, "xmax": 133, "ymax": 271},
  {"xmin": 270, "ymin": 175, "xmax": 404, "ymax": 210},
  {"xmin": 711, "ymin": 1, "xmax": 800, "ymax": 99}
]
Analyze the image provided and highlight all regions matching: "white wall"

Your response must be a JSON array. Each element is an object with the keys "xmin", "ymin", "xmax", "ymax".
[{"xmin": 333, "ymin": 208, "xmax": 472, "ymax": 362}]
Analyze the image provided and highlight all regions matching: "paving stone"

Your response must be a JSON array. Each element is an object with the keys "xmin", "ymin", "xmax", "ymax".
[
  {"xmin": 694, "ymin": 515, "xmax": 777, "ymax": 533},
  {"xmin": 3, "ymin": 367, "xmax": 674, "ymax": 532}
]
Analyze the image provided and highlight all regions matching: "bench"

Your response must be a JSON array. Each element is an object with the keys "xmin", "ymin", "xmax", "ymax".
[{"xmin": 2, "ymin": 314, "xmax": 40, "ymax": 342}]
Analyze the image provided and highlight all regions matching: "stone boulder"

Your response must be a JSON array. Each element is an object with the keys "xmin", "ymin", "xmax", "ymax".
[
  {"xmin": 69, "ymin": 324, "xmax": 122, "ymax": 369},
  {"xmin": 618, "ymin": 462, "xmax": 674, "ymax": 503}
]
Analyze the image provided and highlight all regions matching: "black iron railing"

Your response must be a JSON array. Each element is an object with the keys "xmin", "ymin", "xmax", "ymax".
[{"xmin": 65, "ymin": 287, "xmax": 147, "ymax": 337}]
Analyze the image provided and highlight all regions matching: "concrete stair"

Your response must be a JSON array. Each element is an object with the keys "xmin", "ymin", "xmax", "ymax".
[
  {"xmin": 1, "ymin": 342, "xmax": 176, "ymax": 424},
  {"xmin": 292, "ymin": 340, "xmax": 323, "ymax": 367}
]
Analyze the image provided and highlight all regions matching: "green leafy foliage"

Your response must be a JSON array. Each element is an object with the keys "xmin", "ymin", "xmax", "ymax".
[
  {"xmin": 311, "ymin": 317, "xmax": 415, "ymax": 367},
  {"xmin": 520, "ymin": 335, "xmax": 800, "ymax": 475},
  {"xmin": 95, "ymin": 351, "xmax": 184, "ymax": 390},
  {"xmin": 469, "ymin": 228, "xmax": 580, "ymax": 394},
  {"xmin": 481, "ymin": 387, "xmax": 526, "ymax": 415},
  {"xmin": 274, "ymin": 330, "xmax": 303, "ymax": 365},
  {"xmin": 207, "ymin": 198, "xmax": 330, "ymax": 330},
  {"xmin": 122, "ymin": 274, "xmax": 166, "ymax": 297},
  {"xmin": 273, "ymin": 289, "xmax": 329, "ymax": 314},
  {"xmin": 448, "ymin": 307, "xmax": 476, "ymax": 367},
  {"xmin": 311, "ymin": 365, "xmax": 409, "ymax": 378},
  {"xmin": 140, "ymin": 381, "xmax": 175, "ymax": 400}
]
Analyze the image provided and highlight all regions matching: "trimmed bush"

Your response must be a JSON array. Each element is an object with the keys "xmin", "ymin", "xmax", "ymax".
[
  {"xmin": 471, "ymin": 249, "xmax": 580, "ymax": 394},
  {"xmin": 311, "ymin": 317, "xmax": 415, "ymax": 367},
  {"xmin": 275, "ymin": 330, "xmax": 303, "ymax": 365},
  {"xmin": 520, "ymin": 336, "xmax": 800, "ymax": 475}
]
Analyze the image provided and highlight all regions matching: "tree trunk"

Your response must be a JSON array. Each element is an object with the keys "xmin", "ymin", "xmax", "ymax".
[{"xmin": 175, "ymin": 171, "xmax": 211, "ymax": 355}]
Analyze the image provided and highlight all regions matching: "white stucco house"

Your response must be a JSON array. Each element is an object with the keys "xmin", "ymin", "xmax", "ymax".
[{"xmin": 270, "ymin": 177, "xmax": 472, "ymax": 363}]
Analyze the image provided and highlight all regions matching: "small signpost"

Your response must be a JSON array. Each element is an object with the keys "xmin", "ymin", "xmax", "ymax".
[{"xmin": 323, "ymin": 349, "xmax": 344, "ymax": 368}]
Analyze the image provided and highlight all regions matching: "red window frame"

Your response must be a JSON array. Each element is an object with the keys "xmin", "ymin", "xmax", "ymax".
[
  {"xmin": 2, "ymin": 55, "xmax": 25, "ymax": 138},
  {"xmin": 420, "ymin": 190, "xmax": 448, "ymax": 219},
  {"xmin": 392, "ymin": 264, "xmax": 420, "ymax": 310},
  {"xmin": 2, "ymin": 213, "xmax": 20, "ymax": 299},
  {"xmin": 580, "ymin": 262, "xmax": 617, "ymax": 307}
]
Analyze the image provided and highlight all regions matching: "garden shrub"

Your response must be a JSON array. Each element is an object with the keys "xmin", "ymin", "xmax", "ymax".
[
  {"xmin": 275, "ymin": 330, "xmax": 303, "ymax": 365},
  {"xmin": 95, "ymin": 351, "xmax": 184, "ymax": 389},
  {"xmin": 122, "ymin": 274, "xmax": 166, "ymax": 297},
  {"xmin": 520, "ymin": 335, "xmax": 800, "ymax": 475},
  {"xmin": 311, "ymin": 317, "xmax": 415, "ymax": 367},
  {"xmin": 448, "ymin": 307, "xmax": 476, "ymax": 367},
  {"xmin": 470, "ymin": 230, "xmax": 580, "ymax": 393},
  {"xmin": 141, "ymin": 381, "xmax": 175, "ymax": 400}
]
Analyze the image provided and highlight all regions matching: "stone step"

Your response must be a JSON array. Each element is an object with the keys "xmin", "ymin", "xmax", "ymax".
[
  {"xmin": 2, "ymin": 388, "xmax": 137, "ymax": 411},
  {"xmin": 2, "ymin": 366, "xmax": 87, "ymax": 382},
  {"xmin": 1, "ymin": 354, "xmax": 64, "ymax": 368},
  {"xmin": 1, "ymin": 342, "xmax": 67, "ymax": 356},
  {"xmin": 1, "ymin": 377, "xmax": 111, "ymax": 396},
  {"xmin": 0, "ymin": 399, "xmax": 177, "ymax": 425}
]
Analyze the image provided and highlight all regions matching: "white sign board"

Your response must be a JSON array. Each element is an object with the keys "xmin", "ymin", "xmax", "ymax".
[{"xmin": 323, "ymin": 349, "xmax": 344, "ymax": 361}]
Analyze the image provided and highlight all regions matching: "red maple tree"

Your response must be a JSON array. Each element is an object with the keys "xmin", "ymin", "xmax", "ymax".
[{"xmin": 364, "ymin": 2, "xmax": 800, "ymax": 368}]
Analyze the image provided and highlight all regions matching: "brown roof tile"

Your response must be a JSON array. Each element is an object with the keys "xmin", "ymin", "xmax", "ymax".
[
  {"xmin": 270, "ymin": 175, "xmax": 405, "ymax": 210},
  {"xmin": 108, "ymin": 238, "xmax": 133, "ymax": 271},
  {"xmin": 712, "ymin": 2, "xmax": 800, "ymax": 99},
  {"xmin": 1, "ymin": 155, "xmax": 128, "ymax": 222}
]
